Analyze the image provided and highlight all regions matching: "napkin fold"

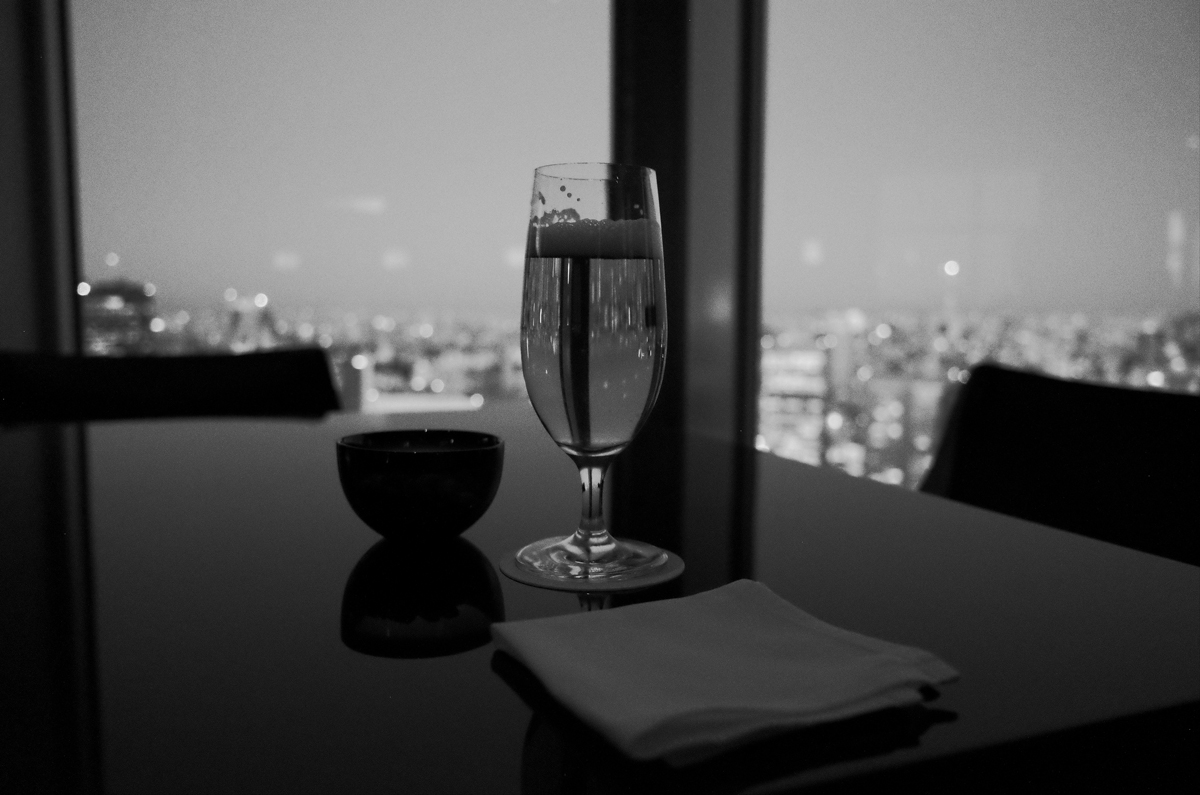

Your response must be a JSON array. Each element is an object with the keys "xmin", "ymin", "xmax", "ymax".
[{"xmin": 491, "ymin": 580, "xmax": 957, "ymax": 762}]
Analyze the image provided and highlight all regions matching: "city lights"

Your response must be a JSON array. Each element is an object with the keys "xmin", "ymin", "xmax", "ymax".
[
  {"xmin": 875, "ymin": 468, "xmax": 904, "ymax": 485},
  {"xmin": 758, "ymin": 310, "xmax": 1199, "ymax": 490},
  {"xmin": 74, "ymin": 273, "xmax": 1197, "ymax": 477}
]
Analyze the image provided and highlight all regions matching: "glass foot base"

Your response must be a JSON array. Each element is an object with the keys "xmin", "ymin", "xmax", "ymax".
[
  {"xmin": 517, "ymin": 534, "xmax": 668, "ymax": 581},
  {"xmin": 500, "ymin": 538, "xmax": 685, "ymax": 592}
]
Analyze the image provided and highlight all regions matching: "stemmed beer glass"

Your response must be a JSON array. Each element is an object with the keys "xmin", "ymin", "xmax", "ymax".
[{"xmin": 513, "ymin": 163, "xmax": 673, "ymax": 584}]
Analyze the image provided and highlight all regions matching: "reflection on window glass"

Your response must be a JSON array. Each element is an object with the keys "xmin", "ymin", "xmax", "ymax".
[
  {"xmin": 72, "ymin": 0, "xmax": 610, "ymax": 411},
  {"xmin": 760, "ymin": 0, "xmax": 1199, "ymax": 486}
]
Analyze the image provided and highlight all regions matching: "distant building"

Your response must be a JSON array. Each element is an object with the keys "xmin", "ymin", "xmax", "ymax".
[
  {"xmin": 759, "ymin": 344, "xmax": 828, "ymax": 466},
  {"xmin": 82, "ymin": 279, "xmax": 156, "ymax": 355},
  {"xmin": 226, "ymin": 300, "xmax": 280, "ymax": 352}
]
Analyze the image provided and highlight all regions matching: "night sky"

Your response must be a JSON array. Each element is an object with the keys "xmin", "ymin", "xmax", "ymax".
[
  {"xmin": 72, "ymin": 0, "xmax": 610, "ymax": 317},
  {"xmin": 764, "ymin": 0, "xmax": 1200, "ymax": 315},
  {"xmin": 72, "ymin": 1, "xmax": 1198, "ymax": 319}
]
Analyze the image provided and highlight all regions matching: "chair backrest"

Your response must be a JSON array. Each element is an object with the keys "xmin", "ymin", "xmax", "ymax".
[
  {"xmin": 1, "ymin": 348, "xmax": 341, "ymax": 423},
  {"xmin": 921, "ymin": 363, "xmax": 1198, "ymax": 565}
]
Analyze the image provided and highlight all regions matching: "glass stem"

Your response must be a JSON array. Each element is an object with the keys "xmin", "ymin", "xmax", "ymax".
[{"xmin": 570, "ymin": 457, "xmax": 615, "ymax": 559}]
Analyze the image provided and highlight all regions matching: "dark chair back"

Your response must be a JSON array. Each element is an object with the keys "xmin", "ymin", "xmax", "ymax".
[
  {"xmin": 921, "ymin": 363, "xmax": 1198, "ymax": 565},
  {"xmin": 1, "ymin": 349, "xmax": 340, "ymax": 423}
]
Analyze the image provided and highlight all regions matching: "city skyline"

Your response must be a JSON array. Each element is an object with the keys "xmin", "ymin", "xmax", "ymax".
[{"xmin": 77, "ymin": 269, "xmax": 1199, "ymax": 495}]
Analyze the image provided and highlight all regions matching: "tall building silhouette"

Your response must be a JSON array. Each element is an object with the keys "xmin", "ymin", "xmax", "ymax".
[
  {"xmin": 81, "ymin": 279, "xmax": 156, "ymax": 355},
  {"xmin": 226, "ymin": 298, "xmax": 280, "ymax": 352}
]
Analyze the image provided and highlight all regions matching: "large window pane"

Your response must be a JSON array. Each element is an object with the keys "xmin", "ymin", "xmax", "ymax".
[
  {"xmin": 72, "ymin": 0, "xmax": 610, "ymax": 410},
  {"xmin": 761, "ymin": 0, "xmax": 1199, "ymax": 484}
]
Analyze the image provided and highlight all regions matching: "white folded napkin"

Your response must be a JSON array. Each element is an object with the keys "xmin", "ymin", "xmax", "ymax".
[{"xmin": 491, "ymin": 579, "xmax": 958, "ymax": 762}]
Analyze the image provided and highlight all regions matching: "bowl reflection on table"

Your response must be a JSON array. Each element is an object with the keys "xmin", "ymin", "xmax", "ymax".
[
  {"xmin": 341, "ymin": 538, "xmax": 505, "ymax": 658},
  {"xmin": 336, "ymin": 429, "xmax": 503, "ymax": 543}
]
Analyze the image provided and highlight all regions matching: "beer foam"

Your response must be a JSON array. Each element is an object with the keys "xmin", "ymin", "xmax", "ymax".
[{"xmin": 532, "ymin": 218, "xmax": 664, "ymax": 259}]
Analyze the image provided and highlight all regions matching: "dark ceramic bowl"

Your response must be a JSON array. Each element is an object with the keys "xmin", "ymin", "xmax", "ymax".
[{"xmin": 336, "ymin": 430, "xmax": 504, "ymax": 543}]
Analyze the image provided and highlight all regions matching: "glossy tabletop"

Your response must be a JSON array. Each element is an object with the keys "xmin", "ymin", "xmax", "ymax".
[{"xmin": 83, "ymin": 401, "xmax": 1199, "ymax": 793}]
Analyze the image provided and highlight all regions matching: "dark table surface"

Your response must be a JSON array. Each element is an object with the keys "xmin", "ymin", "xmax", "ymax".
[{"xmin": 82, "ymin": 400, "xmax": 1198, "ymax": 793}]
